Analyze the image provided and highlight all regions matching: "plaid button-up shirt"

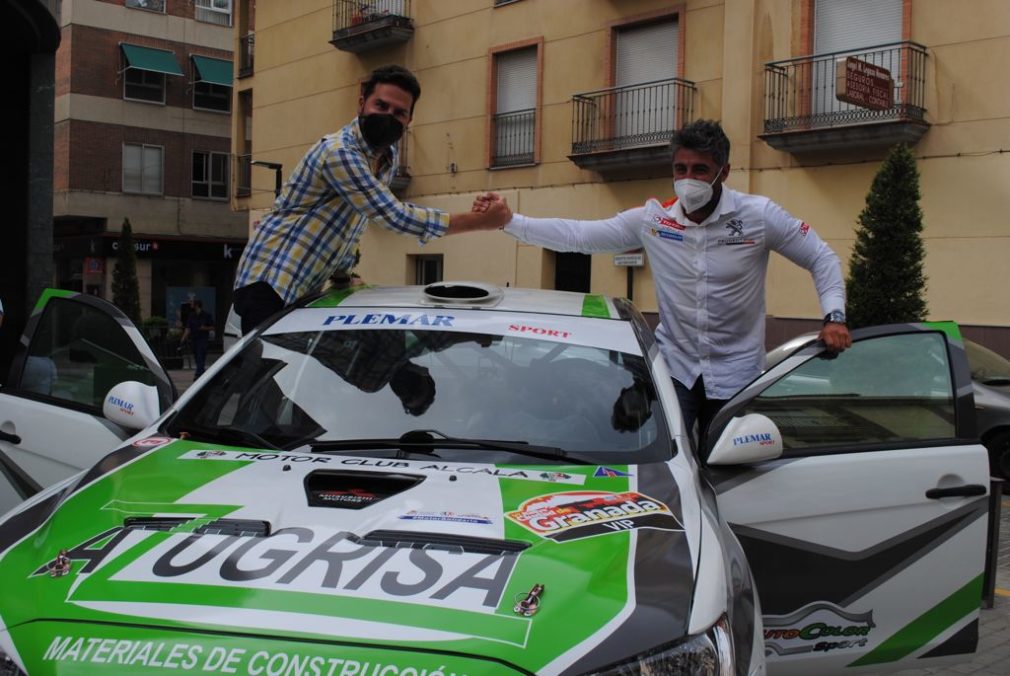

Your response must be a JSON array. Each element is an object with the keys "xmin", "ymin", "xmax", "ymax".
[{"xmin": 235, "ymin": 118, "xmax": 449, "ymax": 304}]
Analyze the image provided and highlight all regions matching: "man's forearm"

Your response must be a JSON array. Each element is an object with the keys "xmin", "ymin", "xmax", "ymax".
[{"xmin": 447, "ymin": 208, "xmax": 509, "ymax": 235}]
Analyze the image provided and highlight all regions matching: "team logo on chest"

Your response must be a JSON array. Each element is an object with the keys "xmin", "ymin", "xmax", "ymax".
[{"xmin": 718, "ymin": 218, "xmax": 756, "ymax": 246}]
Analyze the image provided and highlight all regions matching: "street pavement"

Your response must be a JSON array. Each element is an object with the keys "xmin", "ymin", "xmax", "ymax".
[{"xmin": 166, "ymin": 361, "xmax": 1010, "ymax": 674}]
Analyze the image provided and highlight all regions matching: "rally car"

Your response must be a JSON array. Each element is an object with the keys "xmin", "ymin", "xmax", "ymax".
[{"xmin": 0, "ymin": 283, "xmax": 990, "ymax": 675}]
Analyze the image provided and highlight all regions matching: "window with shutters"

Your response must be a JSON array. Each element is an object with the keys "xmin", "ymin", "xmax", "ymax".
[
  {"xmin": 613, "ymin": 18, "xmax": 680, "ymax": 147},
  {"xmin": 760, "ymin": 0, "xmax": 927, "ymax": 153},
  {"xmin": 569, "ymin": 11, "xmax": 694, "ymax": 174},
  {"xmin": 811, "ymin": 0, "xmax": 902, "ymax": 117},
  {"xmin": 489, "ymin": 41, "xmax": 541, "ymax": 168},
  {"xmin": 123, "ymin": 144, "xmax": 164, "ymax": 195}
]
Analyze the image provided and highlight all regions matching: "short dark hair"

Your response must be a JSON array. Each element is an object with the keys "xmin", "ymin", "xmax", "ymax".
[
  {"xmin": 361, "ymin": 65, "xmax": 421, "ymax": 113},
  {"xmin": 670, "ymin": 119, "xmax": 731, "ymax": 168}
]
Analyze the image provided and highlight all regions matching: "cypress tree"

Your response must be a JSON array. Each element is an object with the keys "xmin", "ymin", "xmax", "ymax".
[
  {"xmin": 845, "ymin": 144, "xmax": 928, "ymax": 328},
  {"xmin": 111, "ymin": 218, "xmax": 142, "ymax": 323}
]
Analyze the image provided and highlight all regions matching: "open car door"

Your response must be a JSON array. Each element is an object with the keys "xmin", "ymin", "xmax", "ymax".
[
  {"xmin": 0, "ymin": 289, "xmax": 174, "ymax": 510},
  {"xmin": 706, "ymin": 323, "xmax": 988, "ymax": 675}
]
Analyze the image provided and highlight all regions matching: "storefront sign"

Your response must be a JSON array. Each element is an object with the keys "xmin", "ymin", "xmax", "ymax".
[
  {"xmin": 56, "ymin": 235, "xmax": 246, "ymax": 262},
  {"xmin": 835, "ymin": 57, "xmax": 893, "ymax": 111}
]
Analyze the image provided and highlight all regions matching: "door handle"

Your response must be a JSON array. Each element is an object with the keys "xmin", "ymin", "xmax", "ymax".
[
  {"xmin": 925, "ymin": 484, "xmax": 987, "ymax": 499},
  {"xmin": 0, "ymin": 430, "xmax": 21, "ymax": 445}
]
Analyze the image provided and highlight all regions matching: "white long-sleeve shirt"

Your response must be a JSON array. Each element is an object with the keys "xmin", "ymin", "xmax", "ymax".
[{"xmin": 503, "ymin": 187, "xmax": 846, "ymax": 399}]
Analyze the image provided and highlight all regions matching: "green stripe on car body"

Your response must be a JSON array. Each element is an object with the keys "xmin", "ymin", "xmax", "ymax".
[
  {"xmin": 849, "ymin": 574, "xmax": 983, "ymax": 666},
  {"xmin": 0, "ymin": 453, "xmax": 640, "ymax": 674},
  {"xmin": 494, "ymin": 466, "xmax": 633, "ymax": 671},
  {"xmin": 581, "ymin": 295, "xmax": 610, "ymax": 318},
  {"xmin": 923, "ymin": 320, "xmax": 962, "ymax": 341},
  {"xmin": 32, "ymin": 288, "xmax": 77, "ymax": 313}
]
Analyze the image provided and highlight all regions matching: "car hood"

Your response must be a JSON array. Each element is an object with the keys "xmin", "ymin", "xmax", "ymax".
[{"xmin": 0, "ymin": 439, "xmax": 699, "ymax": 675}]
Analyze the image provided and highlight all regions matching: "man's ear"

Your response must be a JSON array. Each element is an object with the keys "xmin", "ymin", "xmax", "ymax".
[
  {"xmin": 719, "ymin": 164, "xmax": 731, "ymax": 183},
  {"xmin": 357, "ymin": 94, "xmax": 365, "ymax": 115}
]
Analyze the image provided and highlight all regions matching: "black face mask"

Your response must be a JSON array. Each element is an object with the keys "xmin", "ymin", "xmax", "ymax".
[{"xmin": 358, "ymin": 113, "xmax": 405, "ymax": 149}]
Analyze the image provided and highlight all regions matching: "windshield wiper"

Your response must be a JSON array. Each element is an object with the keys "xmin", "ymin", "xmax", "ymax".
[
  {"xmin": 172, "ymin": 423, "xmax": 283, "ymax": 451},
  {"xmin": 310, "ymin": 429, "xmax": 591, "ymax": 465}
]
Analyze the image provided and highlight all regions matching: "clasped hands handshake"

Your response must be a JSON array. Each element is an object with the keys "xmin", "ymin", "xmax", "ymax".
[{"xmin": 471, "ymin": 192, "xmax": 511, "ymax": 229}]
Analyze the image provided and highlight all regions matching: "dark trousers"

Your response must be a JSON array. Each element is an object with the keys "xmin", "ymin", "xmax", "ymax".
[
  {"xmin": 192, "ymin": 338, "xmax": 208, "ymax": 377},
  {"xmin": 673, "ymin": 375, "xmax": 727, "ymax": 444},
  {"xmin": 234, "ymin": 282, "xmax": 285, "ymax": 335}
]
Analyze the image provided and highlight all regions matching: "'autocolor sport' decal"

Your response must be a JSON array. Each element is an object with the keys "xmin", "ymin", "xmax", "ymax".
[
  {"xmin": 506, "ymin": 491, "xmax": 682, "ymax": 542},
  {"xmin": 763, "ymin": 602, "xmax": 876, "ymax": 656}
]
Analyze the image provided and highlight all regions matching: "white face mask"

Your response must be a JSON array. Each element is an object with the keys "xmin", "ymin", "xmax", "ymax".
[{"xmin": 673, "ymin": 167, "xmax": 723, "ymax": 214}]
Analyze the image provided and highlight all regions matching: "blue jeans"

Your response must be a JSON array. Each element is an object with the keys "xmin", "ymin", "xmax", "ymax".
[{"xmin": 673, "ymin": 376, "xmax": 727, "ymax": 443}]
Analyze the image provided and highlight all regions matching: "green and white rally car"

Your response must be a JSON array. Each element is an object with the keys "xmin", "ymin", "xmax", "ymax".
[{"xmin": 0, "ymin": 283, "xmax": 990, "ymax": 675}]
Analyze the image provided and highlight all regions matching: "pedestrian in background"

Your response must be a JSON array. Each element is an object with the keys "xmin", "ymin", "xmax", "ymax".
[{"xmin": 180, "ymin": 299, "xmax": 214, "ymax": 379}]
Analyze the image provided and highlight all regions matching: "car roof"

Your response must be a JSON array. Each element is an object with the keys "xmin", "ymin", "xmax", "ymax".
[{"xmin": 301, "ymin": 282, "xmax": 629, "ymax": 320}]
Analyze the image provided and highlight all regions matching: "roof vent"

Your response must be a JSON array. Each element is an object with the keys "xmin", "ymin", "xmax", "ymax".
[{"xmin": 422, "ymin": 281, "xmax": 503, "ymax": 306}]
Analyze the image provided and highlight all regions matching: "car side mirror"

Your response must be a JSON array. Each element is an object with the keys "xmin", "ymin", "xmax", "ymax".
[
  {"xmin": 708, "ymin": 413, "xmax": 783, "ymax": 465},
  {"xmin": 102, "ymin": 381, "xmax": 161, "ymax": 431}
]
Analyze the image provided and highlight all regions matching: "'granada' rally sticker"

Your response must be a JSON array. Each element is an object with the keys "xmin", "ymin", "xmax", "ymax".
[{"xmin": 507, "ymin": 491, "xmax": 682, "ymax": 542}]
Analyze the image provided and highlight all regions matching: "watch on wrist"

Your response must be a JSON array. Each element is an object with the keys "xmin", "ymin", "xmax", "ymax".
[{"xmin": 823, "ymin": 310, "xmax": 846, "ymax": 325}]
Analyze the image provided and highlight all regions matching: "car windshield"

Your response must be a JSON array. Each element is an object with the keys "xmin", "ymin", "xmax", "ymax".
[{"xmin": 166, "ymin": 321, "xmax": 670, "ymax": 461}]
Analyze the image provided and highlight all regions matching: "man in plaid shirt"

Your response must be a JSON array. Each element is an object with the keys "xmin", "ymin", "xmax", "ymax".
[{"xmin": 233, "ymin": 65, "xmax": 511, "ymax": 334}]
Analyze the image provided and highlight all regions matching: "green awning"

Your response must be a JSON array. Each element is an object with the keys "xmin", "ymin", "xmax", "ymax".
[
  {"xmin": 192, "ymin": 55, "xmax": 233, "ymax": 87},
  {"xmin": 120, "ymin": 43, "xmax": 183, "ymax": 76}
]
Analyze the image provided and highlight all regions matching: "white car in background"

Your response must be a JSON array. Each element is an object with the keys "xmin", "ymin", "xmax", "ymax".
[{"xmin": 0, "ymin": 283, "xmax": 990, "ymax": 675}]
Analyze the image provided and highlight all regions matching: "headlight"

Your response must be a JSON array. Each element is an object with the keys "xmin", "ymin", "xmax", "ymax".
[
  {"xmin": 584, "ymin": 616, "xmax": 734, "ymax": 676},
  {"xmin": 0, "ymin": 652, "xmax": 27, "ymax": 676}
]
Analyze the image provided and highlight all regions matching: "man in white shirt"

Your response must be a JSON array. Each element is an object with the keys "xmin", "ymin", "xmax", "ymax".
[{"xmin": 476, "ymin": 119, "xmax": 851, "ymax": 437}]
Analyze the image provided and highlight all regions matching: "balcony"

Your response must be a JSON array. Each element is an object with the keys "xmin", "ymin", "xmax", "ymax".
[
  {"xmin": 331, "ymin": 0, "xmax": 412, "ymax": 53},
  {"xmin": 491, "ymin": 109, "xmax": 536, "ymax": 168},
  {"xmin": 761, "ymin": 41, "xmax": 929, "ymax": 154},
  {"xmin": 238, "ymin": 33, "xmax": 254, "ymax": 78},
  {"xmin": 568, "ymin": 77, "xmax": 696, "ymax": 175}
]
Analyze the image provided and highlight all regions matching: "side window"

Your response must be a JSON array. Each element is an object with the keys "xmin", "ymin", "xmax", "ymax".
[
  {"xmin": 17, "ymin": 299, "xmax": 152, "ymax": 411},
  {"xmin": 743, "ymin": 333, "xmax": 954, "ymax": 452}
]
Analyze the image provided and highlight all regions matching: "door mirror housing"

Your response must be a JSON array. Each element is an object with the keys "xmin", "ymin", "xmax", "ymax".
[
  {"xmin": 708, "ymin": 413, "xmax": 783, "ymax": 465},
  {"xmin": 102, "ymin": 381, "xmax": 161, "ymax": 431}
]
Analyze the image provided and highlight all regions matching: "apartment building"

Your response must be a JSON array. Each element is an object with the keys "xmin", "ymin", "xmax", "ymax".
[
  {"xmin": 54, "ymin": 0, "xmax": 247, "ymax": 329},
  {"xmin": 231, "ymin": 0, "xmax": 1010, "ymax": 353}
]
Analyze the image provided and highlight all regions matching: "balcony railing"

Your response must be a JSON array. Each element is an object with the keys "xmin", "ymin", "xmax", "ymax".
[
  {"xmin": 238, "ymin": 33, "xmax": 254, "ymax": 78},
  {"xmin": 331, "ymin": 0, "xmax": 413, "ymax": 53},
  {"xmin": 762, "ymin": 41, "xmax": 929, "ymax": 152},
  {"xmin": 491, "ymin": 109, "xmax": 536, "ymax": 168},
  {"xmin": 571, "ymin": 78, "xmax": 696, "ymax": 155},
  {"xmin": 235, "ymin": 154, "xmax": 252, "ymax": 198}
]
